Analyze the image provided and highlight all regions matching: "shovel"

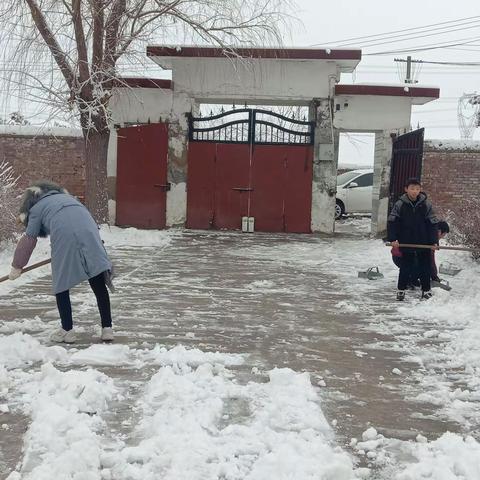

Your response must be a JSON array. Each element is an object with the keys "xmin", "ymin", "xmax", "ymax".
[
  {"xmin": 385, "ymin": 242, "xmax": 476, "ymax": 252},
  {"xmin": 0, "ymin": 259, "xmax": 51, "ymax": 284}
]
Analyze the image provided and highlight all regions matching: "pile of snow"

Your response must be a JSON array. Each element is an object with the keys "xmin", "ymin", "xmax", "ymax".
[
  {"xmin": 100, "ymin": 225, "xmax": 174, "ymax": 248},
  {"xmin": 104, "ymin": 366, "xmax": 361, "ymax": 480},
  {"xmin": 8, "ymin": 363, "xmax": 117, "ymax": 480},
  {"xmin": 0, "ymin": 333, "xmax": 67, "ymax": 369},
  {"xmin": 396, "ymin": 432, "xmax": 480, "ymax": 480}
]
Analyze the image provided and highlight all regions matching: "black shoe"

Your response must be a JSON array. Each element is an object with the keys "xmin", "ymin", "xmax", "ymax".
[
  {"xmin": 421, "ymin": 291, "xmax": 433, "ymax": 300},
  {"xmin": 397, "ymin": 290, "xmax": 405, "ymax": 301}
]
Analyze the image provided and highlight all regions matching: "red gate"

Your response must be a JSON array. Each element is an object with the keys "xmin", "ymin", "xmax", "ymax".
[
  {"xmin": 116, "ymin": 123, "xmax": 169, "ymax": 229},
  {"xmin": 186, "ymin": 109, "xmax": 314, "ymax": 233}
]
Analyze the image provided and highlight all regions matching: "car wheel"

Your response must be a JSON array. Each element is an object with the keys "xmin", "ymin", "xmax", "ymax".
[{"xmin": 335, "ymin": 200, "xmax": 345, "ymax": 220}]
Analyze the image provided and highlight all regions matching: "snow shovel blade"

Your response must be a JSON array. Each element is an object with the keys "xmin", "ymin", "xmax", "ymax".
[
  {"xmin": 431, "ymin": 279, "xmax": 452, "ymax": 291},
  {"xmin": 358, "ymin": 267, "xmax": 384, "ymax": 280}
]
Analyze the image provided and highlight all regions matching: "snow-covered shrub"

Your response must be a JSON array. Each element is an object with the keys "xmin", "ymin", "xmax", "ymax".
[
  {"xmin": 443, "ymin": 201, "xmax": 480, "ymax": 260},
  {"xmin": 0, "ymin": 160, "xmax": 20, "ymax": 242}
]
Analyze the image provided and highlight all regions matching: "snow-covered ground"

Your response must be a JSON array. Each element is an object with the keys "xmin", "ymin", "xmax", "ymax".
[{"xmin": 1, "ymin": 223, "xmax": 480, "ymax": 479}]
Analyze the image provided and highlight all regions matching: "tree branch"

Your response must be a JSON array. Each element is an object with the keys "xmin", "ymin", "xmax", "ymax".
[
  {"xmin": 104, "ymin": 0, "xmax": 126, "ymax": 71},
  {"xmin": 71, "ymin": 0, "xmax": 91, "ymax": 85},
  {"xmin": 91, "ymin": 0, "xmax": 105, "ymax": 74},
  {"xmin": 23, "ymin": 0, "xmax": 75, "ymax": 89}
]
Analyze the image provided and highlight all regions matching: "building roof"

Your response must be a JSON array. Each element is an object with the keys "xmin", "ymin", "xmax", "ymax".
[
  {"xmin": 335, "ymin": 84, "xmax": 440, "ymax": 105},
  {"xmin": 112, "ymin": 78, "xmax": 172, "ymax": 89},
  {"xmin": 147, "ymin": 45, "xmax": 361, "ymax": 72}
]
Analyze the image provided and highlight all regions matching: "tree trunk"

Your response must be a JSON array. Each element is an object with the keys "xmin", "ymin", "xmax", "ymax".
[{"xmin": 83, "ymin": 128, "xmax": 110, "ymax": 223}]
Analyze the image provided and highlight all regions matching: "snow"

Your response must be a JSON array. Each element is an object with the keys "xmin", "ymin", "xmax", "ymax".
[
  {"xmin": 2, "ymin": 223, "xmax": 480, "ymax": 479},
  {"xmin": 424, "ymin": 139, "xmax": 480, "ymax": 151},
  {"xmin": 0, "ymin": 125, "xmax": 82, "ymax": 137}
]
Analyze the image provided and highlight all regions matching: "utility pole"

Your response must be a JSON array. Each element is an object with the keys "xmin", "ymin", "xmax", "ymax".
[{"xmin": 394, "ymin": 57, "xmax": 422, "ymax": 84}]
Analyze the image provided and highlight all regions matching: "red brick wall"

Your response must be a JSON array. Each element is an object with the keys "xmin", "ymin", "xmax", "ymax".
[
  {"xmin": 0, "ymin": 133, "xmax": 86, "ymax": 200},
  {"xmin": 422, "ymin": 142, "xmax": 480, "ymax": 213}
]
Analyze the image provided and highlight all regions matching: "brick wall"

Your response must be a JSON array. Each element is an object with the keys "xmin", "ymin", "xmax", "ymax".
[
  {"xmin": 0, "ymin": 130, "xmax": 85, "ymax": 200},
  {"xmin": 422, "ymin": 140, "xmax": 480, "ymax": 214}
]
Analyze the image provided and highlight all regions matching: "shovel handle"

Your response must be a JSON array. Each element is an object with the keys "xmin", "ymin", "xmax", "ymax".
[
  {"xmin": 0, "ymin": 258, "xmax": 51, "ymax": 284},
  {"xmin": 385, "ymin": 243, "xmax": 475, "ymax": 252}
]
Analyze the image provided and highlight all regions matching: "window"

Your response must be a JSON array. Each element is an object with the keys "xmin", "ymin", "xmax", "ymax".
[
  {"xmin": 354, "ymin": 173, "xmax": 373, "ymax": 187},
  {"xmin": 337, "ymin": 171, "xmax": 361, "ymax": 186}
]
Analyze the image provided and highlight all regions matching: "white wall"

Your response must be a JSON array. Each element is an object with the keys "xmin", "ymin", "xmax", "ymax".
[
  {"xmin": 109, "ymin": 88, "xmax": 174, "ymax": 125},
  {"xmin": 171, "ymin": 58, "xmax": 338, "ymax": 104},
  {"xmin": 333, "ymin": 95, "xmax": 411, "ymax": 132}
]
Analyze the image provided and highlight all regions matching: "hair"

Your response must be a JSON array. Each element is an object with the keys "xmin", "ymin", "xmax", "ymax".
[
  {"xmin": 437, "ymin": 220, "xmax": 450, "ymax": 234},
  {"xmin": 404, "ymin": 177, "xmax": 421, "ymax": 188},
  {"xmin": 18, "ymin": 180, "xmax": 68, "ymax": 232}
]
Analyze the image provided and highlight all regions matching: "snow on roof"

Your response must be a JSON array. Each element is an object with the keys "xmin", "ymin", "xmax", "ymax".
[
  {"xmin": 425, "ymin": 139, "xmax": 480, "ymax": 151},
  {"xmin": 147, "ymin": 45, "xmax": 362, "ymax": 61},
  {"xmin": 0, "ymin": 125, "xmax": 82, "ymax": 137}
]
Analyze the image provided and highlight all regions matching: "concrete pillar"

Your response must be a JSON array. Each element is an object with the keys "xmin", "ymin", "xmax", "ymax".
[
  {"xmin": 371, "ymin": 130, "xmax": 394, "ymax": 237},
  {"xmin": 310, "ymin": 99, "xmax": 338, "ymax": 233},
  {"xmin": 106, "ymin": 130, "xmax": 118, "ymax": 224},
  {"xmin": 166, "ymin": 93, "xmax": 194, "ymax": 227}
]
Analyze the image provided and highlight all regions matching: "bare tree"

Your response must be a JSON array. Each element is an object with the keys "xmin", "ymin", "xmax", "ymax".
[
  {"xmin": 0, "ymin": 160, "xmax": 20, "ymax": 243},
  {"xmin": 0, "ymin": 0, "xmax": 296, "ymax": 222}
]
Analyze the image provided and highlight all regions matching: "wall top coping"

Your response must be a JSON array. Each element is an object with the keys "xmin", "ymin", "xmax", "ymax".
[
  {"xmin": 113, "ymin": 77, "xmax": 172, "ymax": 89},
  {"xmin": 147, "ymin": 45, "xmax": 361, "ymax": 72},
  {"xmin": 424, "ymin": 139, "xmax": 480, "ymax": 152},
  {"xmin": 335, "ymin": 83, "xmax": 440, "ymax": 105},
  {"xmin": 0, "ymin": 125, "xmax": 82, "ymax": 137}
]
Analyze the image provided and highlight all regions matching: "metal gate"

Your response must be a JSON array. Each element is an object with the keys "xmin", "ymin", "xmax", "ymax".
[
  {"xmin": 389, "ymin": 128, "xmax": 424, "ymax": 209},
  {"xmin": 116, "ymin": 123, "xmax": 169, "ymax": 229},
  {"xmin": 187, "ymin": 109, "xmax": 314, "ymax": 233}
]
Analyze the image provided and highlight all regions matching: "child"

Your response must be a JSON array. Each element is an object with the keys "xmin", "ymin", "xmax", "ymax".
[
  {"xmin": 9, "ymin": 181, "xmax": 114, "ymax": 343},
  {"xmin": 388, "ymin": 178, "xmax": 438, "ymax": 301},
  {"xmin": 391, "ymin": 219, "xmax": 449, "ymax": 286}
]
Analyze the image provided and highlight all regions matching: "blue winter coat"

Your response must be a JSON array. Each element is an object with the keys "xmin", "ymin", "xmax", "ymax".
[{"xmin": 26, "ymin": 192, "xmax": 112, "ymax": 294}]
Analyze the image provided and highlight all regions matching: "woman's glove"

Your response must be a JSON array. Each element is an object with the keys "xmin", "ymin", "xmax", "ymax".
[{"xmin": 9, "ymin": 267, "xmax": 22, "ymax": 280}]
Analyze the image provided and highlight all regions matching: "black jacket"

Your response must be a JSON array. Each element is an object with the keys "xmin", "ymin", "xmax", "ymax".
[{"xmin": 387, "ymin": 193, "xmax": 438, "ymax": 245}]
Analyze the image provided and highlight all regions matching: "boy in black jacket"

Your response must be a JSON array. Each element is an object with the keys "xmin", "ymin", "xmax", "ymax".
[{"xmin": 388, "ymin": 178, "xmax": 438, "ymax": 301}]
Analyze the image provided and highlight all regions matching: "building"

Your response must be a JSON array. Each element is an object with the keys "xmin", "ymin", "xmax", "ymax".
[{"xmin": 107, "ymin": 45, "xmax": 439, "ymax": 235}]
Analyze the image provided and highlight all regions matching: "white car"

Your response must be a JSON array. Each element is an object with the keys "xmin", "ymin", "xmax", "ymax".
[{"xmin": 335, "ymin": 169, "xmax": 373, "ymax": 220}]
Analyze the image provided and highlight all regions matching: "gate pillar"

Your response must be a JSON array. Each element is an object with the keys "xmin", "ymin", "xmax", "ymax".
[
  {"xmin": 372, "ymin": 130, "xmax": 394, "ymax": 237},
  {"xmin": 310, "ymin": 99, "xmax": 338, "ymax": 234}
]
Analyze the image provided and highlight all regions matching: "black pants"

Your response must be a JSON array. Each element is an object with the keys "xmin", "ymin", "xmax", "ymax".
[
  {"xmin": 56, "ymin": 272, "xmax": 112, "ymax": 331},
  {"xmin": 398, "ymin": 250, "xmax": 431, "ymax": 292}
]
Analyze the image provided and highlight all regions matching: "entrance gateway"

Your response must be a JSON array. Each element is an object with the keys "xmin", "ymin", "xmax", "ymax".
[{"xmin": 186, "ymin": 108, "xmax": 315, "ymax": 233}]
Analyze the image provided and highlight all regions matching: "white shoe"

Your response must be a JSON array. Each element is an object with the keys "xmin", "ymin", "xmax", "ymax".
[
  {"xmin": 51, "ymin": 328, "xmax": 76, "ymax": 344},
  {"xmin": 101, "ymin": 327, "xmax": 114, "ymax": 342}
]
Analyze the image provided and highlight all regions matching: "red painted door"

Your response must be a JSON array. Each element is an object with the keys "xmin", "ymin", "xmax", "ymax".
[
  {"xmin": 250, "ymin": 145, "xmax": 286, "ymax": 232},
  {"xmin": 283, "ymin": 146, "xmax": 313, "ymax": 233},
  {"xmin": 214, "ymin": 144, "xmax": 250, "ymax": 230},
  {"xmin": 116, "ymin": 123, "xmax": 168, "ymax": 229},
  {"xmin": 186, "ymin": 142, "xmax": 216, "ymax": 229}
]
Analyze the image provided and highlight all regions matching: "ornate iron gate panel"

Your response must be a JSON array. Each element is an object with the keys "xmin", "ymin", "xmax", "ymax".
[
  {"xmin": 189, "ymin": 109, "xmax": 314, "ymax": 145},
  {"xmin": 187, "ymin": 108, "xmax": 314, "ymax": 233},
  {"xmin": 389, "ymin": 128, "xmax": 424, "ymax": 210}
]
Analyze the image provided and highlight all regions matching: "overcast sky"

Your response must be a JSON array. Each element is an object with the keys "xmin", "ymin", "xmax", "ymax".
[
  {"xmin": 292, "ymin": 0, "xmax": 480, "ymax": 164},
  {"xmin": 2, "ymin": 1, "xmax": 479, "ymax": 165}
]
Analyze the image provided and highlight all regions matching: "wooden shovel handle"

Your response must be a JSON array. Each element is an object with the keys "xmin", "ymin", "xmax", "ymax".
[
  {"xmin": 385, "ymin": 242, "xmax": 475, "ymax": 252},
  {"xmin": 0, "ymin": 258, "xmax": 51, "ymax": 284}
]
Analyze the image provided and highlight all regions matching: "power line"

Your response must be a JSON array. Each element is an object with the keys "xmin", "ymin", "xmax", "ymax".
[
  {"xmin": 312, "ymin": 15, "xmax": 480, "ymax": 46},
  {"xmin": 364, "ymin": 36, "xmax": 480, "ymax": 56},
  {"xmin": 337, "ymin": 21, "xmax": 480, "ymax": 48}
]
